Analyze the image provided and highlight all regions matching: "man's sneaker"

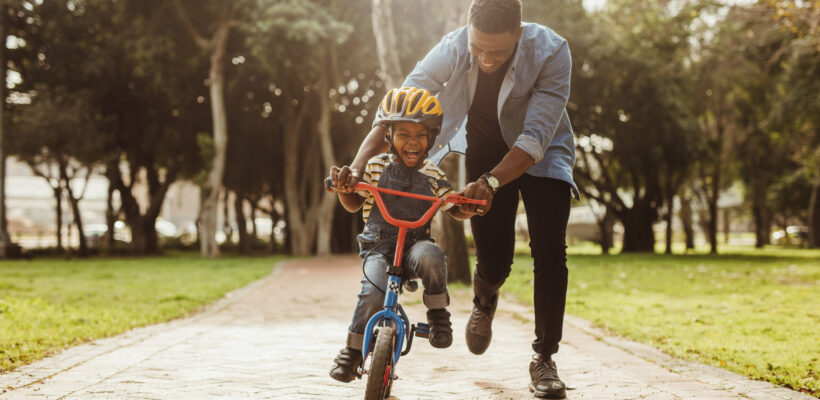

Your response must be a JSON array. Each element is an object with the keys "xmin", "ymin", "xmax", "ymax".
[
  {"xmin": 529, "ymin": 354, "xmax": 567, "ymax": 399},
  {"xmin": 329, "ymin": 347, "xmax": 362, "ymax": 383},
  {"xmin": 465, "ymin": 297, "xmax": 497, "ymax": 354},
  {"xmin": 427, "ymin": 308, "xmax": 453, "ymax": 348}
]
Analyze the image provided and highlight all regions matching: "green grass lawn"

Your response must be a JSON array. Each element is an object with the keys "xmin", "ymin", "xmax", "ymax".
[
  {"xmin": 0, "ymin": 254, "xmax": 284, "ymax": 372},
  {"xmin": 501, "ymin": 245, "xmax": 820, "ymax": 397}
]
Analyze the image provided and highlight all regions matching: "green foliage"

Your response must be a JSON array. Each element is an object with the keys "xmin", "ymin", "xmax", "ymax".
[
  {"xmin": 502, "ymin": 249, "xmax": 820, "ymax": 396},
  {"xmin": 0, "ymin": 255, "xmax": 285, "ymax": 372}
]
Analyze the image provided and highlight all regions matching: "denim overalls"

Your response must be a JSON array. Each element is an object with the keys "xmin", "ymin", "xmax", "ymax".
[{"xmin": 346, "ymin": 156, "xmax": 451, "ymax": 351}]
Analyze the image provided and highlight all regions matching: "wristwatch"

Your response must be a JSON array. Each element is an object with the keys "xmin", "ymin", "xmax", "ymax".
[{"xmin": 480, "ymin": 173, "xmax": 500, "ymax": 194}]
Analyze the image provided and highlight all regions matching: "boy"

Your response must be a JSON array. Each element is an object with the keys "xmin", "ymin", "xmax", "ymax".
[{"xmin": 328, "ymin": 87, "xmax": 473, "ymax": 383}]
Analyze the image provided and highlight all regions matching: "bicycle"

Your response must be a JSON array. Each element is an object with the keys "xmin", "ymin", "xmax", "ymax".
[{"xmin": 325, "ymin": 178, "xmax": 486, "ymax": 399}]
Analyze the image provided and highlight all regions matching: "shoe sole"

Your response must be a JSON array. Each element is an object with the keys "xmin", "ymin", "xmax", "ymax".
[
  {"xmin": 528, "ymin": 383, "xmax": 566, "ymax": 399},
  {"xmin": 465, "ymin": 332, "xmax": 491, "ymax": 355}
]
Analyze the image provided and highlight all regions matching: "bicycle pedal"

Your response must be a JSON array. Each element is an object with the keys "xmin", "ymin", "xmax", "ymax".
[{"xmin": 414, "ymin": 322, "xmax": 430, "ymax": 338}]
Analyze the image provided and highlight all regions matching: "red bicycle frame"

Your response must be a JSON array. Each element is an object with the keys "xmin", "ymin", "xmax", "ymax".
[{"xmin": 327, "ymin": 180, "xmax": 486, "ymax": 267}]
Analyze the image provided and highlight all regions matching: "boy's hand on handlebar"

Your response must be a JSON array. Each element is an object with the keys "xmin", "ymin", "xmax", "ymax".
[
  {"xmin": 329, "ymin": 165, "xmax": 361, "ymax": 193},
  {"xmin": 460, "ymin": 180, "xmax": 494, "ymax": 216}
]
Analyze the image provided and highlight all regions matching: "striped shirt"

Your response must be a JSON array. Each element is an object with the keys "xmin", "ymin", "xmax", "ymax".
[{"xmin": 359, "ymin": 154, "xmax": 454, "ymax": 223}]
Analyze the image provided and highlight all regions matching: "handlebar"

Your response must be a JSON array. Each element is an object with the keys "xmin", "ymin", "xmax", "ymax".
[
  {"xmin": 324, "ymin": 177, "xmax": 486, "ymax": 229},
  {"xmin": 324, "ymin": 178, "xmax": 486, "ymax": 207}
]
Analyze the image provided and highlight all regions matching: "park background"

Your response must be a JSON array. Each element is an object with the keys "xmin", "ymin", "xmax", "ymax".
[{"xmin": 0, "ymin": 0, "xmax": 817, "ymax": 397}]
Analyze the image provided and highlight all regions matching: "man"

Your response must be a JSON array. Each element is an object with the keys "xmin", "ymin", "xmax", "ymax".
[{"xmin": 333, "ymin": 0, "xmax": 577, "ymax": 397}]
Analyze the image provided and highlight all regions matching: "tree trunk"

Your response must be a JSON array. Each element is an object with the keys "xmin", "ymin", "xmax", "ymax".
[
  {"xmin": 664, "ymin": 203, "xmax": 673, "ymax": 255},
  {"xmin": 104, "ymin": 180, "xmax": 116, "ymax": 252},
  {"xmin": 722, "ymin": 208, "xmax": 731, "ymax": 244},
  {"xmin": 809, "ymin": 179, "xmax": 820, "ymax": 248},
  {"xmin": 250, "ymin": 202, "xmax": 257, "ymax": 243},
  {"xmin": 0, "ymin": 4, "xmax": 9, "ymax": 247},
  {"xmin": 54, "ymin": 186, "xmax": 64, "ymax": 252},
  {"xmin": 200, "ymin": 23, "xmax": 230, "ymax": 257},
  {"xmin": 314, "ymin": 70, "xmax": 339, "ymax": 256},
  {"xmin": 596, "ymin": 206, "xmax": 615, "ymax": 254},
  {"xmin": 434, "ymin": 154, "xmax": 470, "ymax": 283},
  {"xmin": 432, "ymin": 0, "xmax": 471, "ymax": 283},
  {"xmin": 679, "ymin": 193, "xmax": 695, "ymax": 250},
  {"xmin": 235, "ymin": 191, "xmax": 250, "ymax": 255},
  {"xmin": 173, "ymin": 0, "xmax": 233, "ymax": 257},
  {"xmin": 283, "ymin": 102, "xmax": 315, "ymax": 256},
  {"xmin": 752, "ymin": 199, "xmax": 772, "ymax": 248},
  {"xmin": 371, "ymin": 0, "xmax": 403, "ymax": 89},
  {"xmin": 620, "ymin": 204, "xmax": 656, "ymax": 252},
  {"xmin": 61, "ymin": 164, "xmax": 88, "ymax": 257},
  {"xmin": 222, "ymin": 189, "xmax": 233, "ymax": 244},
  {"xmin": 707, "ymin": 172, "xmax": 720, "ymax": 254}
]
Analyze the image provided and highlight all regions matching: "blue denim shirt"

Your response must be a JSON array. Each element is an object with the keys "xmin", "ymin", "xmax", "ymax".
[{"xmin": 400, "ymin": 23, "xmax": 579, "ymax": 199}]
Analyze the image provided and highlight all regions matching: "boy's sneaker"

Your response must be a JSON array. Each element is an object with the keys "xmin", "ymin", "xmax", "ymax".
[
  {"xmin": 529, "ymin": 354, "xmax": 567, "ymax": 399},
  {"xmin": 329, "ymin": 347, "xmax": 362, "ymax": 383},
  {"xmin": 427, "ymin": 308, "xmax": 453, "ymax": 348}
]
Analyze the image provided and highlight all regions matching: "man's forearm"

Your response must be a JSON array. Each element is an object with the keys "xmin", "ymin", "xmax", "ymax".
[
  {"xmin": 489, "ymin": 146, "xmax": 536, "ymax": 187},
  {"xmin": 351, "ymin": 125, "xmax": 390, "ymax": 171}
]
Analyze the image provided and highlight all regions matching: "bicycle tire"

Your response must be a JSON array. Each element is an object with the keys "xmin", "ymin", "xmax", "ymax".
[{"xmin": 364, "ymin": 326, "xmax": 395, "ymax": 400}]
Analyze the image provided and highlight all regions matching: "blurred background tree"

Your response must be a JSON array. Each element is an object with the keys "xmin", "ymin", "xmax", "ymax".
[{"xmin": 2, "ymin": 0, "xmax": 817, "ymax": 257}]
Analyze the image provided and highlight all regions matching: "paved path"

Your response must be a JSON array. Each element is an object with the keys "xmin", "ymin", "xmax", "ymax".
[{"xmin": 1, "ymin": 256, "xmax": 813, "ymax": 400}]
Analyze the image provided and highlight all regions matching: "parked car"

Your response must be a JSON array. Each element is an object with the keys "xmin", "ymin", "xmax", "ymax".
[{"xmin": 771, "ymin": 225, "xmax": 809, "ymax": 245}]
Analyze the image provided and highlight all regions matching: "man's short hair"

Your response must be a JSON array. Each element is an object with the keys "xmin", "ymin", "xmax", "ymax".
[{"xmin": 469, "ymin": 0, "xmax": 522, "ymax": 34}]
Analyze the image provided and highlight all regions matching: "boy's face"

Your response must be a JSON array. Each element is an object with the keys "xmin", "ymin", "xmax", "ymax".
[{"xmin": 390, "ymin": 122, "xmax": 429, "ymax": 168}]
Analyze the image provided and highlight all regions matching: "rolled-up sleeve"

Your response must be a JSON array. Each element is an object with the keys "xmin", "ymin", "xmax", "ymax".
[{"xmin": 513, "ymin": 41, "xmax": 571, "ymax": 163}]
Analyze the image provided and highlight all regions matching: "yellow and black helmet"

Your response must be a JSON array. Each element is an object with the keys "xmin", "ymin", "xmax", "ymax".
[{"xmin": 375, "ymin": 87, "xmax": 444, "ymax": 139}]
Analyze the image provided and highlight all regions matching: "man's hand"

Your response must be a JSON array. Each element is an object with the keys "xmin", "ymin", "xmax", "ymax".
[
  {"xmin": 459, "ymin": 179, "xmax": 494, "ymax": 216},
  {"xmin": 329, "ymin": 165, "xmax": 361, "ymax": 193}
]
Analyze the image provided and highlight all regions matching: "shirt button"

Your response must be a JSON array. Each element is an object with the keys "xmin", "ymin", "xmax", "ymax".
[{"xmin": 438, "ymin": 144, "xmax": 443, "ymax": 148}]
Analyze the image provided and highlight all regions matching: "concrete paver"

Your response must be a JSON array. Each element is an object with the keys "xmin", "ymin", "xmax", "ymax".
[{"xmin": 1, "ymin": 256, "xmax": 813, "ymax": 399}]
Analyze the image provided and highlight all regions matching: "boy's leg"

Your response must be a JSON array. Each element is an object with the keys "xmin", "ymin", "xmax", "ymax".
[
  {"xmin": 404, "ymin": 240, "xmax": 449, "ymax": 309},
  {"xmin": 330, "ymin": 253, "xmax": 390, "ymax": 383},
  {"xmin": 346, "ymin": 253, "xmax": 391, "ymax": 349},
  {"xmin": 405, "ymin": 240, "xmax": 452, "ymax": 348}
]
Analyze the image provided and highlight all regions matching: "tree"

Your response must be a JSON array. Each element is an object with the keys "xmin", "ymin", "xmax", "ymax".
[
  {"xmin": 572, "ymin": 0, "xmax": 700, "ymax": 252},
  {"xmin": 763, "ymin": 0, "xmax": 820, "ymax": 247},
  {"xmin": 172, "ymin": 0, "xmax": 240, "ymax": 257},
  {"xmin": 10, "ymin": 87, "xmax": 106, "ymax": 257},
  {"xmin": 246, "ymin": 0, "xmax": 354, "ymax": 255}
]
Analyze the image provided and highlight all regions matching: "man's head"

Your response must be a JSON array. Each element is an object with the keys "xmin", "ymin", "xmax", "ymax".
[
  {"xmin": 468, "ymin": 0, "xmax": 523, "ymax": 74},
  {"xmin": 374, "ymin": 87, "xmax": 444, "ymax": 168}
]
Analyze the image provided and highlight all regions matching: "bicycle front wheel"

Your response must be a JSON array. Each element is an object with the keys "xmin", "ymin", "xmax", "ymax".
[{"xmin": 364, "ymin": 326, "xmax": 396, "ymax": 400}]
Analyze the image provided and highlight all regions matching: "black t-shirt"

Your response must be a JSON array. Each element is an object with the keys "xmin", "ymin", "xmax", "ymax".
[{"xmin": 466, "ymin": 54, "xmax": 514, "ymax": 176}]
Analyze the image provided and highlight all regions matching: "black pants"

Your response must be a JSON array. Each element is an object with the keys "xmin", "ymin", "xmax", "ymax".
[{"xmin": 467, "ymin": 156, "xmax": 571, "ymax": 356}]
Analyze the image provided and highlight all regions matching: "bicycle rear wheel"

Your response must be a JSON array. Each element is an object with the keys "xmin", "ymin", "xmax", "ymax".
[{"xmin": 364, "ymin": 326, "xmax": 396, "ymax": 399}]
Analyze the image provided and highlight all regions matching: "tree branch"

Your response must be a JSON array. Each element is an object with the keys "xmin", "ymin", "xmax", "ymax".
[{"xmin": 171, "ymin": 0, "xmax": 212, "ymax": 50}]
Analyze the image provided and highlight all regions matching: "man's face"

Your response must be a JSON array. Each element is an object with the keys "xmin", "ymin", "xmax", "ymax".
[
  {"xmin": 468, "ymin": 26, "xmax": 522, "ymax": 74},
  {"xmin": 390, "ymin": 122, "xmax": 430, "ymax": 168}
]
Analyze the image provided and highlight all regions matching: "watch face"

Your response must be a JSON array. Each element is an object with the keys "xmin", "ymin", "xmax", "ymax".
[{"xmin": 488, "ymin": 175, "xmax": 500, "ymax": 189}]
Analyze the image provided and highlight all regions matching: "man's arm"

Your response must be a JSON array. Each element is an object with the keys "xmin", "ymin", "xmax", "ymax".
[
  {"xmin": 511, "ymin": 40, "xmax": 572, "ymax": 164},
  {"xmin": 332, "ymin": 125, "xmax": 389, "ymax": 193}
]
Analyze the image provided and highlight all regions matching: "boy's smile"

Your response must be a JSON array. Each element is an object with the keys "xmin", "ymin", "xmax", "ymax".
[{"xmin": 390, "ymin": 121, "xmax": 430, "ymax": 168}]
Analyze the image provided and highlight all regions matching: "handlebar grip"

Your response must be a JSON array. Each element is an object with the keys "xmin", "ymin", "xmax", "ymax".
[{"xmin": 324, "ymin": 177, "xmax": 335, "ymax": 192}]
